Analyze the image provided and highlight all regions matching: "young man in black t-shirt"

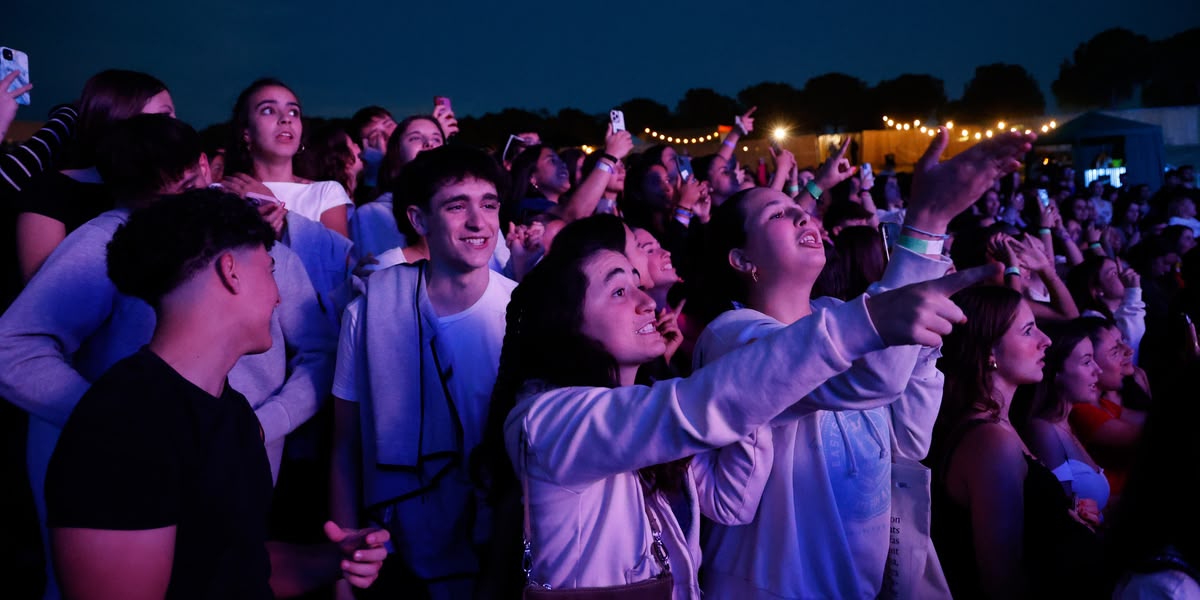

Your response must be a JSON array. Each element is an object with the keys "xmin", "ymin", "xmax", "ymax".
[{"xmin": 45, "ymin": 189, "xmax": 388, "ymax": 599}]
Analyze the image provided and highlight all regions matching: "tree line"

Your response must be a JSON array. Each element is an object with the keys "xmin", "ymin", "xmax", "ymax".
[{"xmin": 453, "ymin": 27, "xmax": 1199, "ymax": 149}]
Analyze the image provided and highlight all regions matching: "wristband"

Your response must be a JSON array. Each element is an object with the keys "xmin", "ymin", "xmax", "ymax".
[
  {"xmin": 722, "ymin": 139, "xmax": 736, "ymax": 149},
  {"xmin": 600, "ymin": 153, "xmax": 619, "ymax": 164},
  {"xmin": 595, "ymin": 161, "xmax": 614, "ymax": 175},
  {"xmin": 675, "ymin": 206, "xmax": 694, "ymax": 218},
  {"xmin": 901, "ymin": 224, "xmax": 950, "ymax": 240},
  {"xmin": 1089, "ymin": 242, "xmax": 1103, "ymax": 250},
  {"xmin": 1038, "ymin": 227, "xmax": 1052, "ymax": 235},
  {"xmin": 896, "ymin": 234, "xmax": 944, "ymax": 256},
  {"xmin": 787, "ymin": 184, "xmax": 800, "ymax": 195},
  {"xmin": 804, "ymin": 180, "xmax": 824, "ymax": 200},
  {"xmin": 1004, "ymin": 266, "xmax": 1022, "ymax": 277}
]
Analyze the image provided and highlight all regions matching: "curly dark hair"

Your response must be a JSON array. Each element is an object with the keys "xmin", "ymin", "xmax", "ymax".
[{"xmin": 107, "ymin": 188, "xmax": 275, "ymax": 307}]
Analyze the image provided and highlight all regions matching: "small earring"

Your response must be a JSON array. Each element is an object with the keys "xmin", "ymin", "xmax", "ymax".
[
  {"xmin": 298, "ymin": 143, "xmax": 306, "ymax": 153},
  {"xmin": 988, "ymin": 358, "xmax": 998, "ymax": 370},
  {"xmin": 751, "ymin": 269, "xmax": 759, "ymax": 283}
]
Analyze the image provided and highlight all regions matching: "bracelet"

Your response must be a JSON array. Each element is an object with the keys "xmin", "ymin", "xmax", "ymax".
[
  {"xmin": 1004, "ymin": 266, "xmax": 1022, "ymax": 277},
  {"xmin": 675, "ymin": 206, "xmax": 694, "ymax": 218},
  {"xmin": 896, "ymin": 234, "xmax": 944, "ymax": 255},
  {"xmin": 722, "ymin": 139, "xmax": 736, "ymax": 148},
  {"xmin": 600, "ymin": 153, "xmax": 619, "ymax": 164},
  {"xmin": 804, "ymin": 180, "xmax": 824, "ymax": 200},
  {"xmin": 786, "ymin": 184, "xmax": 800, "ymax": 194},
  {"xmin": 901, "ymin": 223, "xmax": 950, "ymax": 240},
  {"xmin": 595, "ymin": 161, "xmax": 614, "ymax": 175},
  {"xmin": 1089, "ymin": 242, "xmax": 1103, "ymax": 250},
  {"xmin": 1038, "ymin": 227, "xmax": 1052, "ymax": 235}
]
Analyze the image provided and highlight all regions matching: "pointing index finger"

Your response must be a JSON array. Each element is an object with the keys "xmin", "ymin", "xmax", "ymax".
[
  {"xmin": 744, "ymin": 106, "xmax": 757, "ymax": 117},
  {"xmin": 929, "ymin": 263, "xmax": 1002, "ymax": 297}
]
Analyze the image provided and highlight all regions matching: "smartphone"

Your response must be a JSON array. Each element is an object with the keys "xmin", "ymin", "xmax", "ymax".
[
  {"xmin": 433, "ymin": 96, "xmax": 452, "ymax": 112},
  {"xmin": 676, "ymin": 154, "xmax": 693, "ymax": 182},
  {"xmin": 1037, "ymin": 188, "xmax": 1051, "ymax": 207},
  {"xmin": 769, "ymin": 138, "xmax": 781, "ymax": 153},
  {"xmin": 0, "ymin": 46, "xmax": 30, "ymax": 106},
  {"xmin": 502, "ymin": 133, "xmax": 529, "ymax": 165},
  {"xmin": 609, "ymin": 109, "xmax": 626, "ymax": 133},
  {"xmin": 860, "ymin": 162, "xmax": 873, "ymax": 184},
  {"xmin": 879, "ymin": 222, "xmax": 900, "ymax": 264}
]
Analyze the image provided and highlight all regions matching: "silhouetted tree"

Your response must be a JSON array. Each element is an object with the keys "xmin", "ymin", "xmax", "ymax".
[
  {"xmin": 1052, "ymin": 28, "xmax": 1152, "ymax": 109},
  {"xmin": 614, "ymin": 97, "xmax": 672, "ymax": 133},
  {"xmin": 802, "ymin": 73, "xmax": 871, "ymax": 131},
  {"xmin": 674, "ymin": 88, "xmax": 741, "ymax": 128},
  {"xmin": 956, "ymin": 63, "xmax": 1045, "ymax": 123},
  {"xmin": 871, "ymin": 74, "xmax": 948, "ymax": 123},
  {"xmin": 737, "ymin": 81, "xmax": 807, "ymax": 130},
  {"xmin": 1143, "ymin": 28, "xmax": 1200, "ymax": 107}
]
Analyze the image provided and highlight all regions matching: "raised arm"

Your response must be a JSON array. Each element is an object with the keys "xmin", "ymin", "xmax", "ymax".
[
  {"xmin": 556, "ymin": 125, "xmax": 633, "ymax": 222},
  {"xmin": 0, "ymin": 103, "xmax": 77, "ymax": 198}
]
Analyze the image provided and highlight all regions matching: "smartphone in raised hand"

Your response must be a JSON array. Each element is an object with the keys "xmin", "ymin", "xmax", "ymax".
[
  {"xmin": 0, "ymin": 46, "xmax": 30, "ymax": 105},
  {"xmin": 433, "ymin": 96, "xmax": 452, "ymax": 113},
  {"xmin": 610, "ymin": 109, "xmax": 626, "ymax": 133},
  {"xmin": 676, "ymin": 154, "xmax": 693, "ymax": 183},
  {"xmin": 1037, "ymin": 188, "xmax": 1051, "ymax": 207}
]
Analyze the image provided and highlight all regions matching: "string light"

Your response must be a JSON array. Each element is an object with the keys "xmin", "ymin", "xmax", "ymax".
[
  {"xmin": 641, "ymin": 127, "xmax": 724, "ymax": 144},
  {"xmin": 877, "ymin": 114, "xmax": 1061, "ymax": 141}
]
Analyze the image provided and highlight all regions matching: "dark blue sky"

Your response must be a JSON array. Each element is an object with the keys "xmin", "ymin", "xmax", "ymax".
[{"xmin": 8, "ymin": 0, "xmax": 1199, "ymax": 130}]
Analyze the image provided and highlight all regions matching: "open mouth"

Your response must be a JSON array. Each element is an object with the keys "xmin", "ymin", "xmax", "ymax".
[
  {"xmin": 635, "ymin": 322, "xmax": 657, "ymax": 335},
  {"xmin": 462, "ymin": 236, "xmax": 488, "ymax": 248},
  {"xmin": 798, "ymin": 230, "xmax": 821, "ymax": 247}
]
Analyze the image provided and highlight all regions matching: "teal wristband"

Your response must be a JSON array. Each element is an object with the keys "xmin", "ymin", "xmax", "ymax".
[
  {"xmin": 896, "ymin": 234, "xmax": 944, "ymax": 255},
  {"xmin": 1038, "ymin": 227, "xmax": 1052, "ymax": 235},
  {"xmin": 1004, "ymin": 266, "xmax": 1022, "ymax": 277},
  {"xmin": 805, "ymin": 180, "xmax": 824, "ymax": 200},
  {"xmin": 1089, "ymin": 242, "xmax": 1103, "ymax": 250},
  {"xmin": 787, "ymin": 184, "xmax": 800, "ymax": 194}
]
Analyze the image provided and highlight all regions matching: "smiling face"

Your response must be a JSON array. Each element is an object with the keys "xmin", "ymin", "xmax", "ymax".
[
  {"xmin": 992, "ymin": 300, "xmax": 1052, "ymax": 387},
  {"xmin": 1056, "ymin": 337, "xmax": 1102, "ymax": 404},
  {"xmin": 579, "ymin": 249, "xmax": 666, "ymax": 385},
  {"xmin": 243, "ymin": 85, "xmax": 302, "ymax": 162},
  {"xmin": 633, "ymin": 228, "xmax": 680, "ymax": 289},
  {"xmin": 407, "ymin": 176, "xmax": 500, "ymax": 274},
  {"xmin": 734, "ymin": 188, "xmax": 825, "ymax": 286},
  {"xmin": 1091, "ymin": 325, "xmax": 1134, "ymax": 391}
]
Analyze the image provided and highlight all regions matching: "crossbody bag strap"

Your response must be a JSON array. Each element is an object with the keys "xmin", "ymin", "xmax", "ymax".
[{"xmin": 519, "ymin": 433, "xmax": 672, "ymax": 589}]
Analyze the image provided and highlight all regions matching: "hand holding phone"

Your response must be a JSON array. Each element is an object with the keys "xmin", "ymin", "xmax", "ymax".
[
  {"xmin": 433, "ymin": 96, "xmax": 452, "ymax": 112},
  {"xmin": 609, "ymin": 109, "xmax": 626, "ymax": 133},
  {"xmin": 676, "ymin": 154, "xmax": 693, "ymax": 183},
  {"xmin": 0, "ymin": 47, "xmax": 31, "ymax": 106},
  {"xmin": 1037, "ymin": 188, "xmax": 1050, "ymax": 207},
  {"xmin": 432, "ymin": 96, "xmax": 458, "ymax": 137}
]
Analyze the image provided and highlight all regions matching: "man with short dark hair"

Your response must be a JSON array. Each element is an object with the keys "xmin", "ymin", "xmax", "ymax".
[
  {"xmin": 46, "ymin": 190, "xmax": 387, "ymax": 598},
  {"xmin": 330, "ymin": 145, "xmax": 515, "ymax": 598}
]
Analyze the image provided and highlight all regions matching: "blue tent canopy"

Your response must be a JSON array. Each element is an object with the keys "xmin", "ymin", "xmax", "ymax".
[{"xmin": 1034, "ymin": 111, "xmax": 1165, "ymax": 191}]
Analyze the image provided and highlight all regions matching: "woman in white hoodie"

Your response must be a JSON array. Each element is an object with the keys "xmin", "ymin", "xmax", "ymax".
[
  {"xmin": 473, "ymin": 213, "xmax": 991, "ymax": 599},
  {"xmin": 692, "ymin": 128, "xmax": 1036, "ymax": 599}
]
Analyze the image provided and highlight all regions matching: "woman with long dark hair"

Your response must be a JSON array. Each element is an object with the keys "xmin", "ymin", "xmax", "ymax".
[
  {"xmin": 224, "ymin": 78, "xmax": 353, "ymax": 237},
  {"xmin": 474, "ymin": 213, "xmax": 983, "ymax": 599},
  {"xmin": 930, "ymin": 286, "xmax": 1102, "ymax": 598}
]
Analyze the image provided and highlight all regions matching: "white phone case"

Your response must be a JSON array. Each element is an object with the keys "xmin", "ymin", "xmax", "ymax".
[{"xmin": 610, "ymin": 110, "xmax": 626, "ymax": 133}]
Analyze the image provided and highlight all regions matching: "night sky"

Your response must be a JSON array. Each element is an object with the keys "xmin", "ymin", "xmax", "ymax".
[{"xmin": 8, "ymin": 0, "xmax": 1199, "ymax": 130}]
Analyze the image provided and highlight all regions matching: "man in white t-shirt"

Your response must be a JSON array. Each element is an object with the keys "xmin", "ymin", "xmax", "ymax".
[{"xmin": 329, "ymin": 146, "xmax": 515, "ymax": 600}]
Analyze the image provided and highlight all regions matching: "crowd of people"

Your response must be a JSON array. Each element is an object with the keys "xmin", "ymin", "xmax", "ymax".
[{"xmin": 1, "ymin": 67, "xmax": 1198, "ymax": 600}]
